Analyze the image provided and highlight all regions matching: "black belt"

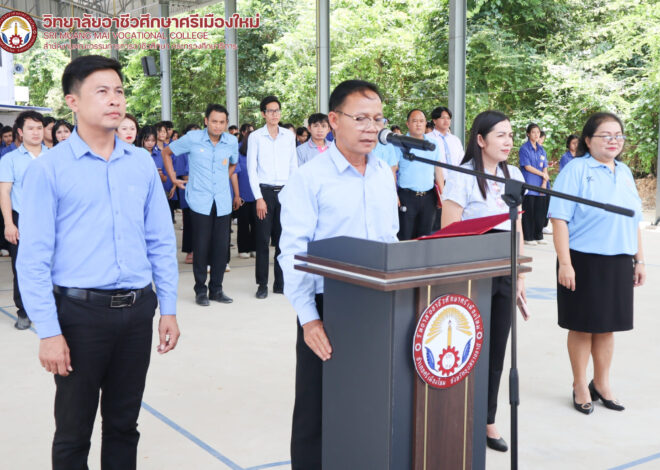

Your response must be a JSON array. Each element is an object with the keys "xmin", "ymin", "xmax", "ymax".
[
  {"xmin": 53, "ymin": 285, "xmax": 151, "ymax": 308},
  {"xmin": 398, "ymin": 187, "xmax": 433, "ymax": 197},
  {"xmin": 260, "ymin": 184, "xmax": 284, "ymax": 193}
]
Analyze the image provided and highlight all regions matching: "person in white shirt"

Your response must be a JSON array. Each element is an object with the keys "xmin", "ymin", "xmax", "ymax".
[
  {"xmin": 246, "ymin": 96, "xmax": 298, "ymax": 299},
  {"xmin": 427, "ymin": 106, "xmax": 465, "ymax": 230}
]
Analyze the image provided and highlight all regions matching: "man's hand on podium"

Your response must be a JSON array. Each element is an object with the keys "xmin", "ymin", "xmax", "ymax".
[{"xmin": 303, "ymin": 320, "xmax": 333, "ymax": 361}]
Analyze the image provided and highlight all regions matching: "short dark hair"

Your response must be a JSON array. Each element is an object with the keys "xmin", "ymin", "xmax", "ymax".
[
  {"xmin": 406, "ymin": 109, "xmax": 425, "ymax": 121},
  {"xmin": 281, "ymin": 123, "xmax": 295, "ymax": 131},
  {"xmin": 14, "ymin": 110, "xmax": 44, "ymax": 132},
  {"xmin": 565, "ymin": 134, "xmax": 579, "ymax": 150},
  {"xmin": 52, "ymin": 120, "xmax": 73, "ymax": 144},
  {"xmin": 184, "ymin": 123, "xmax": 200, "ymax": 134},
  {"xmin": 62, "ymin": 55, "xmax": 123, "ymax": 95},
  {"xmin": 155, "ymin": 121, "xmax": 167, "ymax": 132},
  {"xmin": 462, "ymin": 110, "xmax": 512, "ymax": 200},
  {"xmin": 526, "ymin": 123, "xmax": 540, "ymax": 135},
  {"xmin": 162, "ymin": 120, "xmax": 174, "ymax": 130},
  {"xmin": 308, "ymin": 113, "xmax": 329, "ymax": 126},
  {"xmin": 390, "ymin": 125, "xmax": 401, "ymax": 132},
  {"xmin": 1, "ymin": 125, "xmax": 12, "ymax": 136},
  {"xmin": 329, "ymin": 80, "xmax": 381, "ymax": 112},
  {"xmin": 228, "ymin": 125, "xmax": 238, "ymax": 132},
  {"xmin": 137, "ymin": 125, "xmax": 157, "ymax": 149},
  {"xmin": 577, "ymin": 112, "xmax": 624, "ymax": 159},
  {"xmin": 296, "ymin": 127, "xmax": 309, "ymax": 138},
  {"xmin": 42, "ymin": 116, "xmax": 56, "ymax": 127},
  {"xmin": 205, "ymin": 103, "xmax": 228, "ymax": 119},
  {"xmin": 431, "ymin": 106, "xmax": 452, "ymax": 120},
  {"xmin": 260, "ymin": 95, "xmax": 281, "ymax": 113},
  {"xmin": 539, "ymin": 130, "xmax": 546, "ymax": 138}
]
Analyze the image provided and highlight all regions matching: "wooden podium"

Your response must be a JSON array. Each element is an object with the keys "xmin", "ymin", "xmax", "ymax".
[{"xmin": 295, "ymin": 232, "xmax": 531, "ymax": 470}]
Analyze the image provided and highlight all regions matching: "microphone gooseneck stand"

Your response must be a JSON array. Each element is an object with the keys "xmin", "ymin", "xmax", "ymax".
[{"xmin": 398, "ymin": 146, "xmax": 634, "ymax": 470}]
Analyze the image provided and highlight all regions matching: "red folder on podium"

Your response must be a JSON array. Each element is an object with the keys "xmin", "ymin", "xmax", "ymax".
[{"xmin": 417, "ymin": 213, "xmax": 511, "ymax": 240}]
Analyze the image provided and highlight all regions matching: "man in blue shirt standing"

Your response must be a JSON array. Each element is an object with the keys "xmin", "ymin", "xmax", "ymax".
[
  {"xmin": 163, "ymin": 104, "xmax": 240, "ymax": 306},
  {"xmin": 0, "ymin": 110, "xmax": 47, "ymax": 330},
  {"xmin": 279, "ymin": 80, "xmax": 399, "ymax": 470},
  {"xmin": 16, "ymin": 55, "xmax": 180, "ymax": 470},
  {"xmin": 395, "ymin": 109, "xmax": 443, "ymax": 240}
]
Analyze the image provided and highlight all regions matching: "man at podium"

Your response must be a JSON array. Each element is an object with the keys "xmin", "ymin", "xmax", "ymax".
[{"xmin": 279, "ymin": 80, "xmax": 399, "ymax": 470}]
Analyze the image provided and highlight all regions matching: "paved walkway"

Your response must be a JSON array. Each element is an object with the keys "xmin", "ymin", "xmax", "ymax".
[{"xmin": 1, "ymin": 213, "xmax": 658, "ymax": 470}]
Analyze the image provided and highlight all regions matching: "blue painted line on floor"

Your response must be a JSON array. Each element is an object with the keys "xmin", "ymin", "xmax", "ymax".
[
  {"xmin": 244, "ymin": 461, "xmax": 291, "ymax": 470},
  {"xmin": 608, "ymin": 452, "xmax": 660, "ymax": 469},
  {"xmin": 526, "ymin": 287, "xmax": 556, "ymax": 300},
  {"xmin": 140, "ymin": 402, "xmax": 243, "ymax": 470},
  {"xmin": 0, "ymin": 305, "xmax": 37, "ymax": 333},
  {"xmin": 0, "ymin": 303, "xmax": 287, "ymax": 470}
]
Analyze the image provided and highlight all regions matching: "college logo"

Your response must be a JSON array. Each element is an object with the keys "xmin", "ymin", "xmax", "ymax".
[
  {"xmin": 412, "ymin": 294, "xmax": 483, "ymax": 389},
  {"xmin": 0, "ymin": 11, "xmax": 38, "ymax": 54}
]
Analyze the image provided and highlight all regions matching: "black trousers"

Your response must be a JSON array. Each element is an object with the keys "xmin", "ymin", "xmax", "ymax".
[
  {"xmin": 488, "ymin": 275, "xmax": 513, "ymax": 424},
  {"xmin": 181, "ymin": 208, "xmax": 192, "ymax": 253},
  {"xmin": 291, "ymin": 294, "xmax": 324, "ymax": 470},
  {"xmin": 397, "ymin": 188, "xmax": 437, "ymax": 240},
  {"xmin": 237, "ymin": 201, "xmax": 257, "ymax": 254},
  {"xmin": 52, "ymin": 288, "xmax": 156, "ymax": 470},
  {"xmin": 190, "ymin": 204, "xmax": 230, "ymax": 295},
  {"xmin": 522, "ymin": 195, "xmax": 547, "ymax": 241},
  {"xmin": 7, "ymin": 210, "xmax": 26, "ymax": 319},
  {"xmin": 255, "ymin": 188, "xmax": 283, "ymax": 289}
]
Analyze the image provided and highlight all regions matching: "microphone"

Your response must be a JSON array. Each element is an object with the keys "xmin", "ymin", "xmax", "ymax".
[{"xmin": 378, "ymin": 128, "xmax": 436, "ymax": 151}]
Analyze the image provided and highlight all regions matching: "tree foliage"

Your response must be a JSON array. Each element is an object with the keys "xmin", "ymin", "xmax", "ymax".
[{"xmin": 14, "ymin": 0, "xmax": 660, "ymax": 174}]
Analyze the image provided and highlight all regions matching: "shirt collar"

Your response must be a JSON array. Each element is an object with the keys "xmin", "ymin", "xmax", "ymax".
[
  {"xmin": 329, "ymin": 142, "xmax": 379, "ymax": 174},
  {"xmin": 17, "ymin": 143, "xmax": 47, "ymax": 157},
  {"xmin": 307, "ymin": 138, "xmax": 329, "ymax": 149},
  {"xmin": 202, "ymin": 129, "xmax": 231, "ymax": 145},
  {"xmin": 584, "ymin": 153, "xmax": 619, "ymax": 168},
  {"xmin": 68, "ymin": 128, "xmax": 131, "ymax": 161}
]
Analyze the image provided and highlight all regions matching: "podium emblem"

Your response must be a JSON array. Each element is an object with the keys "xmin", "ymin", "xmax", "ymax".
[{"xmin": 413, "ymin": 294, "xmax": 484, "ymax": 389}]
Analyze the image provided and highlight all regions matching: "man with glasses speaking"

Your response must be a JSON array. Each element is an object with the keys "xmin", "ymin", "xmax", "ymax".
[
  {"xmin": 279, "ymin": 80, "xmax": 399, "ymax": 470},
  {"xmin": 247, "ymin": 96, "xmax": 298, "ymax": 299}
]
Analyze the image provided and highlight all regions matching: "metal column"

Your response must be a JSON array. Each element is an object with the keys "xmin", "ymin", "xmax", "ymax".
[
  {"xmin": 159, "ymin": 0, "xmax": 172, "ymax": 120},
  {"xmin": 316, "ymin": 0, "xmax": 330, "ymax": 114},
  {"xmin": 225, "ymin": 0, "xmax": 239, "ymax": 126},
  {"xmin": 448, "ymin": 0, "xmax": 467, "ymax": 145}
]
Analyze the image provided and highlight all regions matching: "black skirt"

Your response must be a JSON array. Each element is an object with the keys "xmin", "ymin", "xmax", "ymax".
[{"xmin": 557, "ymin": 249, "xmax": 634, "ymax": 333}]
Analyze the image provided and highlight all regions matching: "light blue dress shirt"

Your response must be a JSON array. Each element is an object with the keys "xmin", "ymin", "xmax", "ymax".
[
  {"xmin": 296, "ymin": 138, "xmax": 331, "ymax": 166},
  {"xmin": 371, "ymin": 142, "xmax": 398, "ymax": 167},
  {"xmin": 278, "ymin": 143, "xmax": 399, "ymax": 325},
  {"xmin": 395, "ymin": 134, "xmax": 441, "ymax": 192},
  {"xmin": 548, "ymin": 154, "xmax": 642, "ymax": 255},
  {"xmin": 0, "ymin": 143, "xmax": 48, "ymax": 214},
  {"xmin": 167, "ymin": 129, "xmax": 238, "ymax": 217},
  {"xmin": 16, "ymin": 130, "xmax": 178, "ymax": 339},
  {"xmin": 442, "ymin": 162, "xmax": 525, "ymax": 231}
]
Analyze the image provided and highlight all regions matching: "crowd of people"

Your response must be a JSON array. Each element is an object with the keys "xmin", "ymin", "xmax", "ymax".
[{"xmin": 0, "ymin": 54, "xmax": 646, "ymax": 470}]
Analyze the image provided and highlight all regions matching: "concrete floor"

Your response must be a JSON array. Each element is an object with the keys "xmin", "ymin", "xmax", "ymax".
[{"xmin": 1, "ymin": 212, "xmax": 659, "ymax": 470}]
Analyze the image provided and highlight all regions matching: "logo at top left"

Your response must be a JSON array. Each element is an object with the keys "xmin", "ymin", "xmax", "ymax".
[{"xmin": 0, "ymin": 11, "xmax": 38, "ymax": 54}]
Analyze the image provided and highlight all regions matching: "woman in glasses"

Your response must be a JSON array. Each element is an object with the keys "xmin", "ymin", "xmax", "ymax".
[{"xmin": 548, "ymin": 112, "xmax": 645, "ymax": 415}]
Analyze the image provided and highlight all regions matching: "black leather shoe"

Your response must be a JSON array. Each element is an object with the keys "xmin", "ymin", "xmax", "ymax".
[
  {"xmin": 14, "ymin": 316, "xmax": 31, "ymax": 330},
  {"xmin": 573, "ymin": 391, "xmax": 594, "ymax": 415},
  {"xmin": 589, "ymin": 380, "xmax": 625, "ymax": 411},
  {"xmin": 273, "ymin": 285, "xmax": 284, "ymax": 294},
  {"xmin": 486, "ymin": 436, "xmax": 508, "ymax": 452},
  {"xmin": 210, "ymin": 292, "xmax": 233, "ymax": 304},
  {"xmin": 256, "ymin": 285, "xmax": 268, "ymax": 299},
  {"xmin": 195, "ymin": 293, "xmax": 210, "ymax": 306}
]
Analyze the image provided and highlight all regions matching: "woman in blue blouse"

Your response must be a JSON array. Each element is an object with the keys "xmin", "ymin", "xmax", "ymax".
[
  {"xmin": 548, "ymin": 112, "xmax": 645, "ymax": 415},
  {"xmin": 559, "ymin": 134, "xmax": 579, "ymax": 171},
  {"xmin": 519, "ymin": 123, "xmax": 549, "ymax": 245}
]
